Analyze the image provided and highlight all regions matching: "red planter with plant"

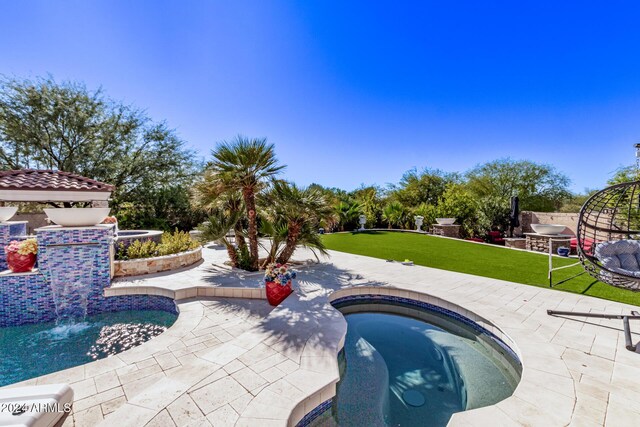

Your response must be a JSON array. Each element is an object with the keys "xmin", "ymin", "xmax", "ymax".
[
  {"xmin": 5, "ymin": 239, "xmax": 38, "ymax": 273},
  {"xmin": 266, "ymin": 280, "xmax": 293, "ymax": 306},
  {"xmin": 264, "ymin": 263, "xmax": 297, "ymax": 306},
  {"xmin": 7, "ymin": 252, "xmax": 36, "ymax": 273}
]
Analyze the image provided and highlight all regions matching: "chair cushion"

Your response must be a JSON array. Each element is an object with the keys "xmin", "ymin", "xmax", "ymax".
[{"xmin": 596, "ymin": 240, "xmax": 640, "ymax": 274}]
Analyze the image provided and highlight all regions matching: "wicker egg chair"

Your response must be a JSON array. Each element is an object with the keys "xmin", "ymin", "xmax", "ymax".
[
  {"xmin": 548, "ymin": 180, "xmax": 640, "ymax": 352},
  {"xmin": 576, "ymin": 180, "xmax": 640, "ymax": 290}
]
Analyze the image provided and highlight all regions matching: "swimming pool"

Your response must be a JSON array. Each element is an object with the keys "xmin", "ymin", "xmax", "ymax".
[
  {"xmin": 0, "ymin": 310, "xmax": 177, "ymax": 387},
  {"xmin": 314, "ymin": 296, "xmax": 521, "ymax": 427}
]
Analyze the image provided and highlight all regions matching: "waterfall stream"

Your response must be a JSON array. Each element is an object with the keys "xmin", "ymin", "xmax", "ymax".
[{"xmin": 46, "ymin": 244, "xmax": 100, "ymax": 323}]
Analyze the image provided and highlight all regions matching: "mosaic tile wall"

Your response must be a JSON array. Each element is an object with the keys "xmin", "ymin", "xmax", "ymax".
[
  {"xmin": 0, "ymin": 273, "xmax": 55, "ymax": 327},
  {"xmin": 38, "ymin": 227, "xmax": 113, "ymax": 320},
  {"xmin": 0, "ymin": 222, "xmax": 28, "ymax": 270},
  {"xmin": 0, "ymin": 226, "xmax": 177, "ymax": 327}
]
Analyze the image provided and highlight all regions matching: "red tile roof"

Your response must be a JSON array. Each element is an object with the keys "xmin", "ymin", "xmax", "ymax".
[{"xmin": 0, "ymin": 170, "xmax": 114, "ymax": 192}]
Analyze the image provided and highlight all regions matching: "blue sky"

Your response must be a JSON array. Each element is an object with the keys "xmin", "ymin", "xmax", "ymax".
[{"xmin": 1, "ymin": 1, "xmax": 639, "ymax": 192}]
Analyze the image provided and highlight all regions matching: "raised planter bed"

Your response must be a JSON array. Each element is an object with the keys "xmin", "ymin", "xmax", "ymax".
[{"xmin": 113, "ymin": 247, "xmax": 202, "ymax": 277}]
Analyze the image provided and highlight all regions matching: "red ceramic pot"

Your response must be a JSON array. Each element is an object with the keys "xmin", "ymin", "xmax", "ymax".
[
  {"xmin": 7, "ymin": 252, "xmax": 37, "ymax": 273},
  {"xmin": 266, "ymin": 280, "xmax": 293, "ymax": 306}
]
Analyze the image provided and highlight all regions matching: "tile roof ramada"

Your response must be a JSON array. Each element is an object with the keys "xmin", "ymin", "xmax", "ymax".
[{"xmin": 0, "ymin": 169, "xmax": 114, "ymax": 192}]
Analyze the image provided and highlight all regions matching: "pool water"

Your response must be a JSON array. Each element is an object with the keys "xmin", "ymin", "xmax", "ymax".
[
  {"xmin": 0, "ymin": 310, "xmax": 176, "ymax": 386},
  {"xmin": 325, "ymin": 302, "xmax": 521, "ymax": 427}
]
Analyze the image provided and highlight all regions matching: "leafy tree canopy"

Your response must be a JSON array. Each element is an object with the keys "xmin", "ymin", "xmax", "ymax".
[
  {"xmin": 608, "ymin": 165, "xmax": 640, "ymax": 186},
  {"xmin": 390, "ymin": 168, "xmax": 459, "ymax": 207},
  {"xmin": 465, "ymin": 158, "xmax": 571, "ymax": 211},
  {"xmin": 0, "ymin": 76, "xmax": 202, "ymax": 229},
  {"xmin": 0, "ymin": 76, "xmax": 200, "ymax": 199}
]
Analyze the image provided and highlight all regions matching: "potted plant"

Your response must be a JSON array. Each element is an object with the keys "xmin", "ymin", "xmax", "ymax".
[
  {"xmin": 5, "ymin": 239, "xmax": 38, "ymax": 273},
  {"xmin": 264, "ymin": 263, "xmax": 296, "ymax": 306}
]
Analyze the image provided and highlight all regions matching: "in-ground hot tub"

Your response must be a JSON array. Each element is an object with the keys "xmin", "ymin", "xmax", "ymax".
[
  {"xmin": 308, "ymin": 295, "xmax": 521, "ymax": 427},
  {"xmin": 116, "ymin": 230, "xmax": 163, "ymax": 246}
]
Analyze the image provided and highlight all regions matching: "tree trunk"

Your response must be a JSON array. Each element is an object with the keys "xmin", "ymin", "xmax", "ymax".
[
  {"xmin": 242, "ymin": 188, "xmax": 259, "ymax": 271},
  {"xmin": 261, "ymin": 252, "xmax": 274, "ymax": 269},
  {"xmin": 276, "ymin": 222, "xmax": 301, "ymax": 264},
  {"xmin": 225, "ymin": 243, "xmax": 240, "ymax": 268},
  {"xmin": 234, "ymin": 222, "xmax": 247, "ymax": 251}
]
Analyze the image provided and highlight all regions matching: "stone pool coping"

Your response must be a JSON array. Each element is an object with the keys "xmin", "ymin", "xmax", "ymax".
[{"xmin": 4, "ymin": 246, "xmax": 640, "ymax": 426}]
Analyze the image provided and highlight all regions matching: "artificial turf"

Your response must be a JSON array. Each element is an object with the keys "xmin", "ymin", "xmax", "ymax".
[{"xmin": 322, "ymin": 231, "xmax": 640, "ymax": 307}]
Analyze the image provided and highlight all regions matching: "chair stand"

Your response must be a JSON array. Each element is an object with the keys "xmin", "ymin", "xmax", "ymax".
[{"xmin": 547, "ymin": 310, "xmax": 640, "ymax": 352}]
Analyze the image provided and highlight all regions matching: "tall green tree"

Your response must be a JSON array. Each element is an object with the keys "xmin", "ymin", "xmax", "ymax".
[
  {"xmin": 0, "ymin": 76, "xmax": 199, "ymax": 195},
  {"xmin": 391, "ymin": 168, "xmax": 458, "ymax": 207},
  {"xmin": 466, "ymin": 158, "xmax": 570, "ymax": 211},
  {"xmin": 207, "ymin": 136, "xmax": 284, "ymax": 270},
  {"xmin": 0, "ymin": 76, "xmax": 201, "ymax": 228},
  {"xmin": 352, "ymin": 185, "xmax": 384, "ymax": 228},
  {"xmin": 435, "ymin": 184, "xmax": 480, "ymax": 237}
]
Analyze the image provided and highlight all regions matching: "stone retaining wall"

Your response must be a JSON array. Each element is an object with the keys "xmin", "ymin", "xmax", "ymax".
[
  {"xmin": 113, "ymin": 247, "xmax": 202, "ymax": 277},
  {"xmin": 525, "ymin": 233, "xmax": 572, "ymax": 253}
]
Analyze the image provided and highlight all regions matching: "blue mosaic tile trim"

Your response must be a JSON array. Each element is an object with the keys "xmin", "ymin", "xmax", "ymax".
[
  {"xmin": 295, "ymin": 398, "xmax": 333, "ymax": 427},
  {"xmin": 100, "ymin": 294, "xmax": 179, "ymax": 316},
  {"xmin": 331, "ymin": 294, "xmax": 521, "ymax": 364},
  {"xmin": 0, "ymin": 279, "xmax": 177, "ymax": 327},
  {"xmin": 0, "ymin": 226, "xmax": 177, "ymax": 327}
]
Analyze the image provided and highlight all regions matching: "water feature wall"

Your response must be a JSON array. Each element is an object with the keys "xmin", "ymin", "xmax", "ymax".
[
  {"xmin": 0, "ymin": 225, "xmax": 177, "ymax": 327},
  {"xmin": 38, "ymin": 226, "xmax": 113, "ymax": 320}
]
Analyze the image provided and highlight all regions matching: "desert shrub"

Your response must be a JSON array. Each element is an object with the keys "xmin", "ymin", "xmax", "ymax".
[
  {"xmin": 115, "ymin": 230, "xmax": 200, "ymax": 260},
  {"xmin": 157, "ymin": 230, "xmax": 200, "ymax": 255},
  {"xmin": 120, "ymin": 240, "xmax": 159, "ymax": 259}
]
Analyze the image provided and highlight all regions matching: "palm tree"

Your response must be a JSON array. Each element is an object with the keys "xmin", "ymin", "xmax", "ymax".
[
  {"xmin": 264, "ymin": 181, "xmax": 334, "ymax": 264},
  {"xmin": 383, "ymin": 201, "xmax": 406, "ymax": 229},
  {"xmin": 207, "ymin": 136, "xmax": 284, "ymax": 270},
  {"xmin": 260, "ymin": 218, "xmax": 329, "ymax": 265},
  {"xmin": 192, "ymin": 169, "xmax": 248, "ymax": 252},
  {"xmin": 197, "ymin": 209, "xmax": 242, "ymax": 267},
  {"xmin": 335, "ymin": 200, "xmax": 361, "ymax": 231}
]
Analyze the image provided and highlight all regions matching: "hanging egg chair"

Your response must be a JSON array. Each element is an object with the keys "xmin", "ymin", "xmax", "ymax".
[
  {"xmin": 577, "ymin": 180, "xmax": 640, "ymax": 290},
  {"xmin": 548, "ymin": 180, "xmax": 640, "ymax": 352}
]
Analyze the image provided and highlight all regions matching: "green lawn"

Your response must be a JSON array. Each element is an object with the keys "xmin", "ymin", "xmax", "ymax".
[{"xmin": 322, "ymin": 231, "xmax": 640, "ymax": 306}]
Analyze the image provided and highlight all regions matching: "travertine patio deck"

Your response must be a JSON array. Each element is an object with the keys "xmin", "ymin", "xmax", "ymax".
[{"xmin": 5, "ymin": 244, "xmax": 640, "ymax": 426}]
